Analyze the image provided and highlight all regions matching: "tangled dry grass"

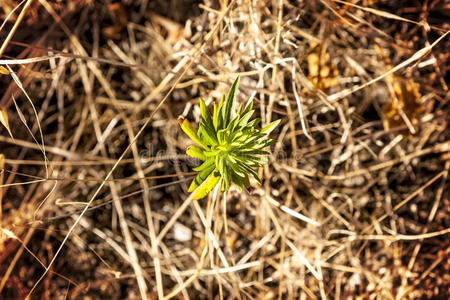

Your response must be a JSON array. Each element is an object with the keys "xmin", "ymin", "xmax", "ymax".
[{"xmin": 0, "ymin": 0, "xmax": 449, "ymax": 299}]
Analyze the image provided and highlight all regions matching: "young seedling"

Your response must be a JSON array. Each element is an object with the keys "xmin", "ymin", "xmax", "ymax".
[{"xmin": 179, "ymin": 76, "xmax": 280, "ymax": 200}]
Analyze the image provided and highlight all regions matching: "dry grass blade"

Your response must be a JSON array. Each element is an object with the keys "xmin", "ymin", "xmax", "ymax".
[
  {"xmin": 8, "ymin": 66, "xmax": 49, "ymax": 177},
  {"xmin": 0, "ymin": 154, "xmax": 3, "ymax": 224},
  {"xmin": 0, "ymin": 0, "xmax": 33, "ymax": 56},
  {"xmin": 327, "ymin": 30, "xmax": 449, "ymax": 102},
  {"xmin": 27, "ymin": 0, "xmax": 237, "ymax": 298},
  {"xmin": 0, "ymin": 0, "xmax": 27, "ymax": 33},
  {"xmin": 0, "ymin": 0, "xmax": 448, "ymax": 299},
  {"xmin": 0, "ymin": 66, "xmax": 9, "ymax": 74},
  {"xmin": 0, "ymin": 110, "xmax": 13, "ymax": 140}
]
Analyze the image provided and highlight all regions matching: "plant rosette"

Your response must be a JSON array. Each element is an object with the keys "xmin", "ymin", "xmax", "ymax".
[{"xmin": 179, "ymin": 76, "xmax": 280, "ymax": 200}]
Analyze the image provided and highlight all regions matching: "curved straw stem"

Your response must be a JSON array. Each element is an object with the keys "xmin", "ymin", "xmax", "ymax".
[{"xmin": 164, "ymin": 180, "xmax": 221, "ymax": 300}]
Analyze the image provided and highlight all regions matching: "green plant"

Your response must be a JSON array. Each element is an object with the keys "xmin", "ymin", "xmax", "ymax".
[{"xmin": 179, "ymin": 76, "xmax": 280, "ymax": 200}]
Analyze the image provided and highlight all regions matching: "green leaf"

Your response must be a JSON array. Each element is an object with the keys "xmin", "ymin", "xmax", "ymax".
[
  {"xmin": 236, "ymin": 149, "xmax": 270, "ymax": 155},
  {"xmin": 243, "ymin": 174, "xmax": 250, "ymax": 188},
  {"xmin": 236, "ymin": 134, "xmax": 264, "ymax": 148},
  {"xmin": 226, "ymin": 116, "xmax": 241, "ymax": 138},
  {"xmin": 223, "ymin": 164, "xmax": 231, "ymax": 191},
  {"xmin": 232, "ymin": 154, "xmax": 266, "ymax": 167},
  {"xmin": 227, "ymin": 159, "xmax": 247, "ymax": 177},
  {"xmin": 217, "ymin": 129, "xmax": 226, "ymax": 145},
  {"xmin": 217, "ymin": 94, "xmax": 225, "ymax": 111},
  {"xmin": 204, "ymin": 149, "xmax": 221, "ymax": 157},
  {"xmin": 181, "ymin": 74, "xmax": 279, "ymax": 198},
  {"xmin": 228, "ymin": 130, "xmax": 243, "ymax": 144},
  {"xmin": 242, "ymin": 99, "xmax": 253, "ymax": 115},
  {"xmin": 192, "ymin": 171, "xmax": 221, "ymax": 200},
  {"xmin": 240, "ymin": 163, "xmax": 261, "ymax": 184},
  {"xmin": 189, "ymin": 164, "xmax": 216, "ymax": 192},
  {"xmin": 186, "ymin": 145, "xmax": 206, "ymax": 160},
  {"xmin": 237, "ymin": 109, "xmax": 254, "ymax": 129},
  {"xmin": 236, "ymin": 103, "xmax": 243, "ymax": 115},
  {"xmin": 246, "ymin": 118, "xmax": 261, "ymax": 129},
  {"xmin": 179, "ymin": 117, "xmax": 209, "ymax": 149},
  {"xmin": 216, "ymin": 95, "xmax": 225, "ymax": 130},
  {"xmin": 199, "ymin": 123, "xmax": 218, "ymax": 146},
  {"xmin": 217, "ymin": 157, "xmax": 225, "ymax": 179},
  {"xmin": 261, "ymin": 119, "xmax": 281, "ymax": 135},
  {"xmin": 231, "ymin": 172, "xmax": 245, "ymax": 191},
  {"xmin": 213, "ymin": 103, "xmax": 218, "ymax": 130},
  {"xmin": 223, "ymin": 76, "xmax": 240, "ymax": 127},
  {"xmin": 256, "ymin": 138, "xmax": 277, "ymax": 148},
  {"xmin": 199, "ymin": 98, "xmax": 215, "ymax": 132},
  {"xmin": 193, "ymin": 158, "xmax": 215, "ymax": 171}
]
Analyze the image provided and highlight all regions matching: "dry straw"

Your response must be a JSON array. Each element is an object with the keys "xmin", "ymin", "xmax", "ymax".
[{"xmin": 0, "ymin": 0, "xmax": 448, "ymax": 299}]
